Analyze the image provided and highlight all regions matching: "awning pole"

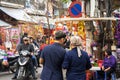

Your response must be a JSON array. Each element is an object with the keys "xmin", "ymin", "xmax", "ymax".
[
  {"xmin": 106, "ymin": 0, "xmax": 112, "ymax": 49},
  {"xmin": 46, "ymin": 0, "xmax": 50, "ymax": 44}
]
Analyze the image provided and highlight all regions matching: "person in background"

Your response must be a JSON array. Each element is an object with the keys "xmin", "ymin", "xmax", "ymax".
[
  {"xmin": 4, "ymin": 40, "xmax": 12, "ymax": 50},
  {"xmin": 40, "ymin": 30, "xmax": 67, "ymax": 80},
  {"xmin": 29, "ymin": 37, "xmax": 38, "ymax": 68},
  {"xmin": 20, "ymin": 32, "xmax": 28, "ymax": 44},
  {"xmin": 39, "ymin": 40, "xmax": 47, "ymax": 51},
  {"xmin": 64, "ymin": 35, "xmax": 70, "ymax": 49},
  {"xmin": 42, "ymin": 34, "xmax": 47, "ymax": 44},
  {"xmin": 38, "ymin": 40, "xmax": 47, "ymax": 67},
  {"xmin": 101, "ymin": 49, "xmax": 117, "ymax": 80},
  {"xmin": 29, "ymin": 36, "xmax": 39, "ymax": 48},
  {"xmin": 36, "ymin": 33, "xmax": 43, "ymax": 46},
  {"xmin": 62, "ymin": 36, "xmax": 92, "ymax": 80}
]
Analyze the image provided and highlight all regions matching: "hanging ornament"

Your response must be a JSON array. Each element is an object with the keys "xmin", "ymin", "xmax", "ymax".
[
  {"xmin": 56, "ymin": 23, "xmax": 64, "ymax": 30},
  {"xmin": 77, "ymin": 21, "xmax": 86, "ymax": 40}
]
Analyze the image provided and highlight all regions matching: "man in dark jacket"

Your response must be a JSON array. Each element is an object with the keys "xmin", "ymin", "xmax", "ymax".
[{"xmin": 40, "ymin": 31, "xmax": 67, "ymax": 80}]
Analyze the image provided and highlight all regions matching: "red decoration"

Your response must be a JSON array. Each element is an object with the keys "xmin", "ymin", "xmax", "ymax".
[{"xmin": 56, "ymin": 26, "xmax": 64, "ymax": 30}]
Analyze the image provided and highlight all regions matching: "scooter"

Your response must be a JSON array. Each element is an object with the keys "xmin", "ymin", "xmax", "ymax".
[
  {"xmin": 17, "ymin": 50, "xmax": 35, "ymax": 79},
  {"xmin": 0, "ymin": 49, "xmax": 18, "ymax": 73}
]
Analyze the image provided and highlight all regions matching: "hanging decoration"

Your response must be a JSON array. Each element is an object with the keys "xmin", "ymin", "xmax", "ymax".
[
  {"xmin": 77, "ymin": 21, "xmax": 86, "ymax": 49},
  {"xmin": 77, "ymin": 21, "xmax": 86, "ymax": 40},
  {"xmin": 93, "ymin": 21, "xmax": 100, "ymax": 35},
  {"xmin": 0, "ymin": 27, "xmax": 6, "ymax": 45},
  {"xmin": 10, "ymin": 28, "xmax": 19, "ymax": 48},
  {"xmin": 114, "ymin": 13, "xmax": 120, "ymax": 46},
  {"xmin": 55, "ymin": 23, "xmax": 64, "ymax": 31}
]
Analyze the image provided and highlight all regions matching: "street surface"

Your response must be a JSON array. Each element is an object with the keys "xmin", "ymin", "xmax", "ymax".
[
  {"xmin": 0, "ymin": 67, "xmax": 66, "ymax": 80},
  {"xmin": 2, "ymin": 68, "xmax": 120, "ymax": 80},
  {"xmin": 0, "ymin": 67, "xmax": 42, "ymax": 80}
]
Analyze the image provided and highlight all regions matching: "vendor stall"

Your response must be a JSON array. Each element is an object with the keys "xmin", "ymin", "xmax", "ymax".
[
  {"xmin": 0, "ymin": 20, "xmax": 12, "ymax": 50},
  {"xmin": 54, "ymin": 17, "xmax": 120, "ymax": 59}
]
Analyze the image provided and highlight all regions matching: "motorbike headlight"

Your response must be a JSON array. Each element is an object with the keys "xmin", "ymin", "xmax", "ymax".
[
  {"xmin": 20, "ymin": 50, "xmax": 30, "ymax": 56},
  {"xmin": 22, "ymin": 52, "xmax": 27, "ymax": 56}
]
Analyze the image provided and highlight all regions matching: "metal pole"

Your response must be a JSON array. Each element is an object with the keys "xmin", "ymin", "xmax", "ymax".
[
  {"xmin": 58, "ymin": 0, "xmax": 61, "ymax": 18},
  {"xmin": 106, "ymin": 0, "xmax": 112, "ymax": 49},
  {"xmin": 106, "ymin": 0, "xmax": 111, "ymax": 30},
  {"xmin": 46, "ymin": 0, "xmax": 51, "ymax": 44}
]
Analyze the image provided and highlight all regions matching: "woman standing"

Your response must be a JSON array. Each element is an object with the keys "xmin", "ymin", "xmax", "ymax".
[
  {"xmin": 62, "ymin": 36, "xmax": 92, "ymax": 80},
  {"xmin": 101, "ymin": 49, "xmax": 117, "ymax": 80}
]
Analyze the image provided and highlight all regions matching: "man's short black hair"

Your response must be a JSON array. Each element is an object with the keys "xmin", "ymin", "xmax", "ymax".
[
  {"xmin": 55, "ymin": 31, "xmax": 66, "ymax": 40},
  {"xmin": 24, "ymin": 33, "xmax": 28, "ymax": 36}
]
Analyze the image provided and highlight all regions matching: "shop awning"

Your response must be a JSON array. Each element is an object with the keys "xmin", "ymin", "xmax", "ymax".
[
  {"xmin": 30, "ymin": 16, "xmax": 46, "ymax": 24},
  {"xmin": 30, "ymin": 16, "xmax": 55, "ymax": 29},
  {"xmin": 0, "ymin": 7, "xmax": 37, "ymax": 23},
  {"xmin": 30, "ymin": 16, "xmax": 55, "ymax": 24},
  {"xmin": 0, "ymin": 20, "xmax": 11, "ymax": 27},
  {"xmin": 55, "ymin": 17, "xmax": 120, "ymax": 22}
]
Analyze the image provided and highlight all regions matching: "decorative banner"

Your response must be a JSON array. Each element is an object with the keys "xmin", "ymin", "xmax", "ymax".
[
  {"xmin": 66, "ymin": 21, "xmax": 70, "ymax": 30},
  {"xmin": 10, "ymin": 28, "xmax": 19, "ymax": 39},
  {"xmin": 0, "ymin": 27, "xmax": 6, "ymax": 45},
  {"xmin": 77, "ymin": 21, "xmax": 86, "ymax": 49},
  {"xmin": 10, "ymin": 28, "xmax": 19, "ymax": 45},
  {"xmin": 77, "ymin": 21, "xmax": 86, "ymax": 40},
  {"xmin": 48, "ymin": 2, "xmax": 53, "ymax": 17},
  {"xmin": 4, "ymin": 29, "xmax": 11, "ymax": 41},
  {"xmin": 93, "ymin": 21, "xmax": 100, "ymax": 35},
  {"xmin": 55, "ymin": 23, "xmax": 64, "ymax": 30},
  {"xmin": 35, "ymin": 25, "xmax": 43, "ymax": 33},
  {"xmin": 63, "ymin": 24, "xmax": 68, "ymax": 34}
]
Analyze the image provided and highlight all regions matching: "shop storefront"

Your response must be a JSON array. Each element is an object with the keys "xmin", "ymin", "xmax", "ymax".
[
  {"xmin": 0, "ymin": 20, "xmax": 12, "ymax": 50},
  {"xmin": 54, "ymin": 17, "xmax": 119, "ymax": 58},
  {"xmin": 54, "ymin": 18, "xmax": 91, "ymax": 55},
  {"xmin": 0, "ymin": 6, "xmax": 37, "ymax": 50}
]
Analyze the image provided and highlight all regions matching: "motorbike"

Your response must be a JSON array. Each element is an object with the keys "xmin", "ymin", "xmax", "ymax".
[
  {"xmin": 0, "ymin": 49, "xmax": 18, "ymax": 73},
  {"xmin": 17, "ymin": 50, "xmax": 35, "ymax": 79}
]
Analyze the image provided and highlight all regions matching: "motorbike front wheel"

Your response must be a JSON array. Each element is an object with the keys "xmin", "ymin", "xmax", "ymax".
[
  {"xmin": 24, "ymin": 68, "xmax": 31, "ymax": 78},
  {"xmin": 17, "ymin": 67, "xmax": 25, "ymax": 79}
]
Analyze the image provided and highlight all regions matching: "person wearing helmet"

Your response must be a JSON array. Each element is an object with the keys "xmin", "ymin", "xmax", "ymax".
[
  {"xmin": 12, "ymin": 37, "xmax": 37, "ymax": 80},
  {"xmin": 20, "ymin": 32, "xmax": 28, "ymax": 44},
  {"xmin": 40, "ymin": 30, "xmax": 67, "ymax": 80}
]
